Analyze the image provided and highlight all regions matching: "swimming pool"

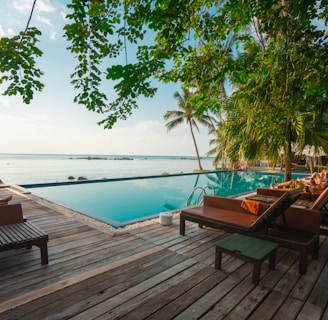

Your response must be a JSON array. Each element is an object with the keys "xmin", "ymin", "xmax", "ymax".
[{"xmin": 22, "ymin": 170, "xmax": 308, "ymax": 228}]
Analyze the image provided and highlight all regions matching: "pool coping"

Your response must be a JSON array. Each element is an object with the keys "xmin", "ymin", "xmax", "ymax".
[
  {"xmin": 8, "ymin": 169, "xmax": 310, "ymax": 233},
  {"xmin": 9, "ymin": 184, "xmax": 171, "ymax": 237}
]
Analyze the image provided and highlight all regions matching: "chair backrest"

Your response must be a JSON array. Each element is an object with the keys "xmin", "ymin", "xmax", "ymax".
[
  {"xmin": 0, "ymin": 203, "xmax": 24, "ymax": 226},
  {"xmin": 250, "ymin": 188, "xmax": 303, "ymax": 231},
  {"xmin": 308, "ymin": 187, "xmax": 328, "ymax": 211},
  {"xmin": 256, "ymin": 188, "xmax": 287, "ymax": 197}
]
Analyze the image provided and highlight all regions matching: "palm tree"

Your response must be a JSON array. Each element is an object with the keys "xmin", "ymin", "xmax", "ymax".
[
  {"xmin": 206, "ymin": 126, "xmax": 231, "ymax": 170},
  {"xmin": 164, "ymin": 87, "xmax": 215, "ymax": 171}
]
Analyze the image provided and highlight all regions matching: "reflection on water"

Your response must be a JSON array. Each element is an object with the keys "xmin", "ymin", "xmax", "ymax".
[
  {"xmin": 25, "ymin": 170, "xmax": 306, "ymax": 227},
  {"xmin": 179, "ymin": 171, "xmax": 284, "ymax": 207}
]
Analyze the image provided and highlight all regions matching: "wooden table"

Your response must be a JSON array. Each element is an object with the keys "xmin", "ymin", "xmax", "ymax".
[{"xmin": 214, "ymin": 234, "xmax": 278, "ymax": 285}]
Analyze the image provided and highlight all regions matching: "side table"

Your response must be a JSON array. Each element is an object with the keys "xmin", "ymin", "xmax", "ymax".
[{"xmin": 214, "ymin": 233, "xmax": 278, "ymax": 285}]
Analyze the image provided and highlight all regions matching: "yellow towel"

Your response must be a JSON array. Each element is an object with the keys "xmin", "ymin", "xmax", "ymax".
[{"xmin": 241, "ymin": 199, "xmax": 260, "ymax": 215}]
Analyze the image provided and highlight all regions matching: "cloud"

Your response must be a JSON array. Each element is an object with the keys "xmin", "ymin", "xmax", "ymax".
[
  {"xmin": 94, "ymin": 120, "xmax": 208, "ymax": 156},
  {"xmin": 60, "ymin": 11, "xmax": 67, "ymax": 20},
  {"xmin": 0, "ymin": 25, "xmax": 16, "ymax": 38},
  {"xmin": 37, "ymin": 16, "xmax": 52, "ymax": 27},
  {"xmin": 11, "ymin": 0, "xmax": 56, "ymax": 37},
  {"xmin": 49, "ymin": 31, "xmax": 56, "ymax": 41},
  {"xmin": 13, "ymin": 0, "xmax": 55, "ymax": 14},
  {"xmin": 0, "ymin": 96, "xmax": 11, "ymax": 108},
  {"xmin": 134, "ymin": 120, "xmax": 162, "ymax": 132},
  {"xmin": 0, "ymin": 25, "xmax": 4, "ymax": 37},
  {"xmin": 13, "ymin": 0, "xmax": 34, "ymax": 14},
  {"xmin": 36, "ymin": 0, "xmax": 55, "ymax": 13}
]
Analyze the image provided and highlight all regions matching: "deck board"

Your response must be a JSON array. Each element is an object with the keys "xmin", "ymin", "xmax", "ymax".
[{"xmin": 0, "ymin": 186, "xmax": 327, "ymax": 319}]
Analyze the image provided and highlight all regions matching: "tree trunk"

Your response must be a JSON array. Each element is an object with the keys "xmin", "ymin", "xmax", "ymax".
[
  {"xmin": 308, "ymin": 156, "xmax": 314, "ymax": 173},
  {"xmin": 189, "ymin": 123, "xmax": 203, "ymax": 170},
  {"xmin": 284, "ymin": 142, "xmax": 292, "ymax": 182}
]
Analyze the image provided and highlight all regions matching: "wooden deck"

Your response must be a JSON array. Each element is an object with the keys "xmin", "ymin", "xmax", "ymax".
[{"xmin": 0, "ymin": 187, "xmax": 327, "ymax": 320}]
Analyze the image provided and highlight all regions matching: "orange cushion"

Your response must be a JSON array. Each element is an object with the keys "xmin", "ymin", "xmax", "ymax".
[{"xmin": 240, "ymin": 199, "xmax": 260, "ymax": 215}]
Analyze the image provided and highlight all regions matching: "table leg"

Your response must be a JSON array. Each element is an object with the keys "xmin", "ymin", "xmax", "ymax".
[
  {"xmin": 252, "ymin": 261, "xmax": 261, "ymax": 285},
  {"xmin": 215, "ymin": 248, "xmax": 222, "ymax": 270},
  {"xmin": 269, "ymin": 249, "xmax": 277, "ymax": 270}
]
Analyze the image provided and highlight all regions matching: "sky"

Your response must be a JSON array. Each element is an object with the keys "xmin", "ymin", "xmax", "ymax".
[{"xmin": 0, "ymin": 0, "xmax": 213, "ymax": 157}]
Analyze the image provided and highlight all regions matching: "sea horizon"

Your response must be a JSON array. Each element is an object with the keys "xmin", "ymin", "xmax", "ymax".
[
  {"xmin": 0, "ymin": 153, "xmax": 216, "ymax": 185},
  {"xmin": 0, "ymin": 152, "xmax": 211, "ymax": 159}
]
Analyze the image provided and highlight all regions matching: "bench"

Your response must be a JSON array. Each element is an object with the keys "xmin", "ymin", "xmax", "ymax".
[
  {"xmin": 215, "ymin": 234, "xmax": 278, "ymax": 284},
  {"xmin": 0, "ymin": 204, "xmax": 49, "ymax": 265}
]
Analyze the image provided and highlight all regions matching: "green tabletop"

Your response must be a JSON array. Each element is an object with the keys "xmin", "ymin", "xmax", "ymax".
[{"xmin": 215, "ymin": 234, "xmax": 278, "ymax": 261}]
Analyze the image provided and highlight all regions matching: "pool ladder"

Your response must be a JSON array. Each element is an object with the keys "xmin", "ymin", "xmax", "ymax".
[{"xmin": 186, "ymin": 185, "xmax": 216, "ymax": 206}]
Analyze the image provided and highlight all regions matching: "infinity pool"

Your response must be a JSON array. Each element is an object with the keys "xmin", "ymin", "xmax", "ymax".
[{"xmin": 22, "ymin": 170, "xmax": 307, "ymax": 227}]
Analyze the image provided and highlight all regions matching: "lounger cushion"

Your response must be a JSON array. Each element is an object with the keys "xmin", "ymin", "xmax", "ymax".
[
  {"xmin": 0, "ymin": 204, "xmax": 24, "ymax": 226},
  {"xmin": 181, "ymin": 205, "xmax": 258, "ymax": 229},
  {"xmin": 240, "ymin": 199, "xmax": 260, "ymax": 215}
]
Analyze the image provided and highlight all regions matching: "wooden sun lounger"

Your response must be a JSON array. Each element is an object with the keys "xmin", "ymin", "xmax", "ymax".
[
  {"xmin": 180, "ymin": 189, "xmax": 321, "ymax": 274},
  {"xmin": 246, "ymin": 187, "xmax": 317, "ymax": 207},
  {"xmin": 0, "ymin": 204, "xmax": 49, "ymax": 265},
  {"xmin": 180, "ymin": 189, "xmax": 303, "ymax": 234},
  {"xmin": 247, "ymin": 187, "xmax": 328, "ymax": 233}
]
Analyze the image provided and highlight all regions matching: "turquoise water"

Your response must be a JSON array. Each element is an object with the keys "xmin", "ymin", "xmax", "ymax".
[{"xmin": 23, "ymin": 170, "xmax": 307, "ymax": 228}]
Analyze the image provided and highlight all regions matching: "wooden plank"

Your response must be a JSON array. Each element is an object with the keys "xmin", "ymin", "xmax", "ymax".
[
  {"xmin": 6, "ymin": 247, "xmax": 179, "ymax": 320},
  {"xmin": 301, "ymin": 238, "xmax": 328, "ymax": 308},
  {"xmin": 47, "ymin": 251, "xmax": 186, "ymax": 320},
  {"xmin": 182, "ymin": 234, "xmax": 223, "ymax": 258},
  {"xmin": 272, "ymin": 296, "xmax": 303, "ymax": 320},
  {"xmin": 69, "ymin": 257, "xmax": 201, "ymax": 319},
  {"xmin": 296, "ymin": 302, "xmax": 323, "ymax": 320},
  {"xmin": 222, "ymin": 286, "xmax": 270, "ymax": 320},
  {"xmin": 304, "ymin": 260, "xmax": 328, "ymax": 308},
  {"xmin": 274, "ymin": 266, "xmax": 301, "ymax": 295},
  {"xmin": 322, "ymin": 306, "xmax": 328, "ymax": 320},
  {"xmin": 259, "ymin": 247, "xmax": 291, "ymax": 289},
  {"xmin": 0, "ymin": 246, "xmax": 164, "ymax": 315},
  {"xmin": 219, "ymin": 253, "xmax": 249, "ymax": 274},
  {"xmin": 171, "ymin": 230, "xmax": 222, "ymax": 254},
  {"xmin": 0, "ymin": 230, "xmax": 109, "ymax": 274},
  {"xmin": 128, "ymin": 221, "xmax": 164, "ymax": 237},
  {"xmin": 248, "ymin": 291, "xmax": 286, "ymax": 320},
  {"xmin": 126, "ymin": 268, "xmax": 227, "ymax": 320},
  {"xmin": 0, "ymin": 237, "xmax": 156, "ymax": 299},
  {"xmin": 138, "ymin": 225, "xmax": 178, "ymax": 242},
  {"xmin": 199, "ymin": 277, "xmax": 257, "ymax": 320}
]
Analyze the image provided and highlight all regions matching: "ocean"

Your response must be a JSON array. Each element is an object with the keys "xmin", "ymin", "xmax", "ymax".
[{"xmin": 0, "ymin": 153, "xmax": 216, "ymax": 185}]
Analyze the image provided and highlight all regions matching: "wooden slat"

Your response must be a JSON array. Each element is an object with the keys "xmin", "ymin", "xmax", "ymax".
[{"xmin": 0, "ymin": 246, "xmax": 164, "ymax": 315}]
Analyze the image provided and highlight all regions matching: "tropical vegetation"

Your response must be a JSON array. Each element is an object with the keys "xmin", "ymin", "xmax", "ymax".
[
  {"xmin": 1, "ymin": 0, "xmax": 328, "ymax": 181},
  {"xmin": 164, "ymin": 87, "xmax": 217, "ymax": 171}
]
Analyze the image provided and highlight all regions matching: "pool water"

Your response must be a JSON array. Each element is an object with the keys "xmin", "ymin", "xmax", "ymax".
[{"xmin": 23, "ymin": 170, "xmax": 307, "ymax": 227}]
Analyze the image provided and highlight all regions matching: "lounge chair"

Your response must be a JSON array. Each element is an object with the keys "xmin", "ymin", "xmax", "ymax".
[
  {"xmin": 247, "ymin": 187, "xmax": 328, "ymax": 233},
  {"xmin": 0, "ymin": 204, "xmax": 49, "ymax": 265},
  {"xmin": 308, "ymin": 186, "xmax": 328, "ymax": 211},
  {"xmin": 180, "ymin": 189, "xmax": 320, "ymax": 274},
  {"xmin": 180, "ymin": 188, "xmax": 303, "ymax": 234},
  {"xmin": 246, "ymin": 187, "xmax": 315, "ymax": 207},
  {"xmin": 309, "ymin": 187, "xmax": 328, "ymax": 233}
]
